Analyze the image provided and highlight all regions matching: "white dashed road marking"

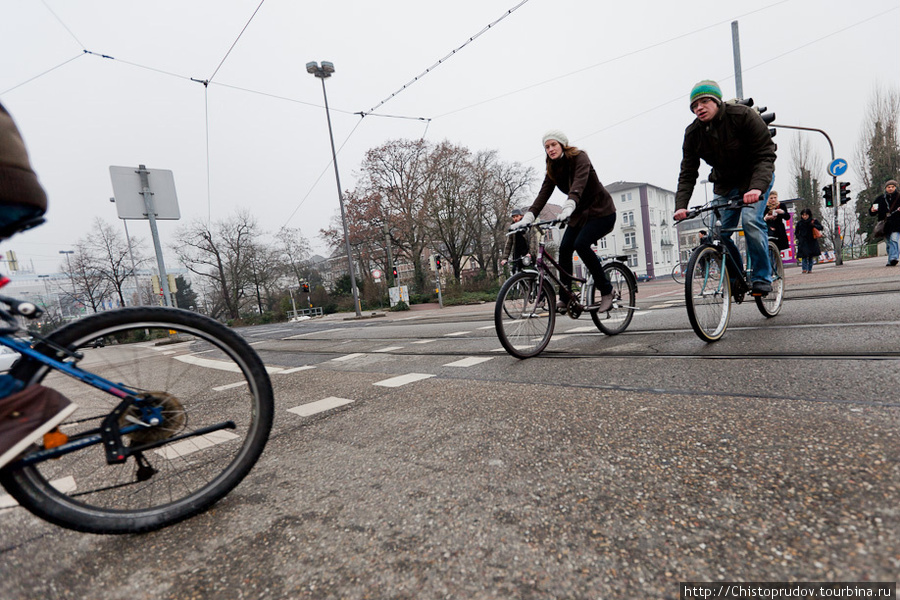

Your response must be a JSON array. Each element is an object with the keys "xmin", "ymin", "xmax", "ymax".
[
  {"xmin": 278, "ymin": 366, "xmax": 316, "ymax": 374},
  {"xmin": 332, "ymin": 353, "xmax": 365, "ymax": 362},
  {"xmin": 375, "ymin": 346, "xmax": 404, "ymax": 353},
  {"xmin": 374, "ymin": 373, "xmax": 435, "ymax": 387},
  {"xmin": 288, "ymin": 397, "xmax": 355, "ymax": 417},
  {"xmin": 443, "ymin": 331, "xmax": 470, "ymax": 337},
  {"xmin": 175, "ymin": 354, "xmax": 283, "ymax": 374},
  {"xmin": 444, "ymin": 357, "xmax": 493, "ymax": 367},
  {"xmin": 154, "ymin": 430, "xmax": 240, "ymax": 460}
]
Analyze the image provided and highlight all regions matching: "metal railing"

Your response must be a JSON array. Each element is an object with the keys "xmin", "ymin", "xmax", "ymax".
[{"xmin": 288, "ymin": 307, "xmax": 323, "ymax": 319}]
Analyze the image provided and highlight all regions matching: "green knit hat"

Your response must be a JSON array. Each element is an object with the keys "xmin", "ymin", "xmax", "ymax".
[{"xmin": 689, "ymin": 80, "xmax": 723, "ymax": 111}]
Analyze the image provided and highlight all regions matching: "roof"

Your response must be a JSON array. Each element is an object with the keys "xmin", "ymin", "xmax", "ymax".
[{"xmin": 605, "ymin": 180, "xmax": 677, "ymax": 196}]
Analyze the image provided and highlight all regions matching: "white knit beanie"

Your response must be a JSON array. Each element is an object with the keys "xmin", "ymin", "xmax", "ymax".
[{"xmin": 542, "ymin": 130, "xmax": 569, "ymax": 148}]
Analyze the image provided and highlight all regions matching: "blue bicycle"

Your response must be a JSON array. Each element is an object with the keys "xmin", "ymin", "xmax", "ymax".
[{"xmin": 0, "ymin": 295, "xmax": 274, "ymax": 534}]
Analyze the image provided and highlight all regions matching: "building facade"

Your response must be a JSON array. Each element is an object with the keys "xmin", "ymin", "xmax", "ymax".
[{"xmin": 592, "ymin": 181, "xmax": 679, "ymax": 280}]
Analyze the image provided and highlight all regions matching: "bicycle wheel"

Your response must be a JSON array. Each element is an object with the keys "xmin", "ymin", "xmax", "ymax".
[
  {"xmin": 495, "ymin": 271, "xmax": 555, "ymax": 359},
  {"xmin": 671, "ymin": 263, "xmax": 685, "ymax": 285},
  {"xmin": 685, "ymin": 245, "xmax": 732, "ymax": 342},
  {"xmin": 756, "ymin": 241, "xmax": 785, "ymax": 318},
  {"xmin": 0, "ymin": 307, "xmax": 274, "ymax": 534},
  {"xmin": 589, "ymin": 263, "xmax": 636, "ymax": 336}
]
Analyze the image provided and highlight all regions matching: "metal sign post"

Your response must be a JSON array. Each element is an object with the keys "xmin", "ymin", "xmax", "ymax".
[{"xmin": 110, "ymin": 164, "xmax": 181, "ymax": 306}]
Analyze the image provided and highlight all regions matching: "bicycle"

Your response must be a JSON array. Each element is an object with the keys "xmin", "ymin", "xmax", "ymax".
[
  {"xmin": 0, "ymin": 292, "xmax": 274, "ymax": 534},
  {"xmin": 494, "ymin": 218, "xmax": 638, "ymax": 359},
  {"xmin": 681, "ymin": 198, "xmax": 785, "ymax": 342}
]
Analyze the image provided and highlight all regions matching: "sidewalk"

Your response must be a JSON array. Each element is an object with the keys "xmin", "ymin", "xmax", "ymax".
[{"xmin": 318, "ymin": 255, "xmax": 898, "ymax": 323}]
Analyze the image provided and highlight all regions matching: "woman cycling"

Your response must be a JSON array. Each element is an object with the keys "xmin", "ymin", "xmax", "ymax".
[{"xmin": 513, "ymin": 130, "xmax": 617, "ymax": 313}]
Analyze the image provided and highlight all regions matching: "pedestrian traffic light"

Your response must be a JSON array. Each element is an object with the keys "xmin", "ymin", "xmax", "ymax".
[
  {"xmin": 823, "ymin": 185, "xmax": 834, "ymax": 208},
  {"xmin": 392, "ymin": 267, "xmax": 398, "ymax": 279},
  {"xmin": 301, "ymin": 282, "xmax": 309, "ymax": 293},
  {"xmin": 435, "ymin": 255, "xmax": 442, "ymax": 270},
  {"xmin": 839, "ymin": 182, "xmax": 851, "ymax": 205}
]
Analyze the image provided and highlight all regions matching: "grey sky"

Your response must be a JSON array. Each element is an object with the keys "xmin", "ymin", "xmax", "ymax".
[{"xmin": 1, "ymin": 0, "xmax": 898, "ymax": 274}]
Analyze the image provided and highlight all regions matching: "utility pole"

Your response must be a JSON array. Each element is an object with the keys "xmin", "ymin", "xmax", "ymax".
[{"xmin": 731, "ymin": 21, "xmax": 743, "ymax": 100}]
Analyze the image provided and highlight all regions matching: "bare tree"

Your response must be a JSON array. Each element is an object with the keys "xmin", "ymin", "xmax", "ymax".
[
  {"xmin": 489, "ymin": 158, "xmax": 535, "ymax": 277},
  {"xmin": 854, "ymin": 84, "xmax": 900, "ymax": 243},
  {"xmin": 173, "ymin": 211, "xmax": 260, "ymax": 320},
  {"xmin": 275, "ymin": 227, "xmax": 312, "ymax": 288},
  {"xmin": 82, "ymin": 218, "xmax": 146, "ymax": 307},
  {"xmin": 423, "ymin": 141, "xmax": 478, "ymax": 281},
  {"xmin": 358, "ymin": 139, "xmax": 431, "ymax": 292},
  {"xmin": 62, "ymin": 243, "xmax": 111, "ymax": 314}
]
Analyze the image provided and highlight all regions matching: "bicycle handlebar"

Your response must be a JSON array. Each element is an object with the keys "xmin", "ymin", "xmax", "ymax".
[
  {"xmin": 506, "ymin": 217, "xmax": 568, "ymax": 234},
  {"xmin": 681, "ymin": 198, "xmax": 746, "ymax": 221}
]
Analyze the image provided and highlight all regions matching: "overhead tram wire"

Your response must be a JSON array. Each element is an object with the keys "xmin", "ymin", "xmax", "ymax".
[
  {"xmin": 208, "ymin": 0, "xmax": 267, "ymax": 83},
  {"xmin": 362, "ymin": 0, "xmax": 533, "ymax": 116},
  {"xmin": 39, "ymin": 0, "xmax": 86, "ymax": 49},
  {"xmin": 0, "ymin": 54, "xmax": 84, "ymax": 96}
]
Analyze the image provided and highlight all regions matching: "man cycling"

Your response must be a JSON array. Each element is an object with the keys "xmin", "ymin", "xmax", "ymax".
[
  {"xmin": 500, "ymin": 207, "xmax": 537, "ymax": 272},
  {"xmin": 673, "ymin": 79, "xmax": 777, "ymax": 296}
]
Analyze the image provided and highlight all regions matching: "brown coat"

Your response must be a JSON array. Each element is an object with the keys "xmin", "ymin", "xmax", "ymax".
[{"xmin": 527, "ymin": 150, "xmax": 615, "ymax": 228}]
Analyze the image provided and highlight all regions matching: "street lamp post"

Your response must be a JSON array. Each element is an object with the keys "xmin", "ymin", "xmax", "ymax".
[
  {"xmin": 59, "ymin": 250, "xmax": 75, "ymax": 317},
  {"xmin": 306, "ymin": 60, "xmax": 362, "ymax": 318},
  {"xmin": 700, "ymin": 179, "xmax": 710, "ymax": 203},
  {"xmin": 110, "ymin": 197, "xmax": 142, "ymax": 305}
]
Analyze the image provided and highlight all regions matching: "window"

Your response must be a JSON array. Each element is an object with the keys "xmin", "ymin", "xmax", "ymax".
[
  {"xmin": 599, "ymin": 237, "xmax": 608, "ymax": 250},
  {"xmin": 649, "ymin": 208, "xmax": 656, "ymax": 224},
  {"xmin": 624, "ymin": 232, "xmax": 636, "ymax": 247},
  {"xmin": 622, "ymin": 211, "xmax": 634, "ymax": 227},
  {"xmin": 620, "ymin": 192, "xmax": 633, "ymax": 203},
  {"xmin": 627, "ymin": 254, "xmax": 639, "ymax": 267}
]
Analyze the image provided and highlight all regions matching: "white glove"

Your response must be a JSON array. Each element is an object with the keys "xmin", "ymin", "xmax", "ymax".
[
  {"xmin": 558, "ymin": 198, "xmax": 576, "ymax": 221},
  {"xmin": 511, "ymin": 211, "xmax": 534, "ymax": 230}
]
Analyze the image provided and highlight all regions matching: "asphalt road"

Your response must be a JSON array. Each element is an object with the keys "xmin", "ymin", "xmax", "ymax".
[{"xmin": 1, "ymin": 256, "xmax": 898, "ymax": 599}]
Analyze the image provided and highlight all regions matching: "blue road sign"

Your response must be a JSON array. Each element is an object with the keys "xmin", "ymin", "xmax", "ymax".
[{"xmin": 828, "ymin": 158, "xmax": 848, "ymax": 177}]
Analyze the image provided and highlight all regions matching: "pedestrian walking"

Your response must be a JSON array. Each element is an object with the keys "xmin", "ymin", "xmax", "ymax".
[
  {"xmin": 794, "ymin": 208, "xmax": 824, "ymax": 274},
  {"xmin": 870, "ymin": 179, "xmax": 900, "ymax": 267},
  {"xmin": 763, "ymin": 190, "xmax": 790, "ymax": 251}
]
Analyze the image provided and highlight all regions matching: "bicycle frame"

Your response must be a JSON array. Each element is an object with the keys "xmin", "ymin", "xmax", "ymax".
[{"xmin": 0, "ymin": 321, "xmax": 236, "ymax": 469}]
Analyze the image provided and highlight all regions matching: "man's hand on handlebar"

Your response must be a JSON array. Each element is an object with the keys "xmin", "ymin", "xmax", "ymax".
[
  {"xmin": 673, "ymin": 208, "xmax": 689, "ymax": 222},
  {"xmin": 743, "ymin": 189, "xmax": 763, "ymax": 204}
]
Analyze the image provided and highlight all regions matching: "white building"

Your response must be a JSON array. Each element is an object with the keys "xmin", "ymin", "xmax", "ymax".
[{"xmin": 595, "ymin": 181, "xmax": 679, "ymax": 280}]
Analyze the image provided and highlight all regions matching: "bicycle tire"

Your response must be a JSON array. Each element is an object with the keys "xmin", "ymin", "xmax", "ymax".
[
  {"xmin": 495, "ymin": 271, "xmax": 556, "ymax": 359},
  {"xmin": 671, "ymin": 263, "xmax": 685, "ymax": 285},
  {"xmin": 685, "ymin": 245, "xmax": 731, "ymax": 342},
  {"xmin": 0, "ymin": 307, "xmax": 274, "ymax": 534},
  {"xmin": 755, "ymin": 241, "xmax": 785, "ymax": 318},
  {"xmin": 589, "ymin": 263, "xmax": 636, "ymax": 336}
]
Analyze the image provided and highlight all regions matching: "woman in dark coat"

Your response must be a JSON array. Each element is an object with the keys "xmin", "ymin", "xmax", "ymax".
[
  {"xmin": 794, "ymin": 208, "xmax": 824, "ymax": 273},
  {"xmin": 763, "ymin": 190, "xmax": 790, "ymax": 251}
]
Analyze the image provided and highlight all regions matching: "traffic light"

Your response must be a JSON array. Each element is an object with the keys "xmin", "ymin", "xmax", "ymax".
[
  {"xmin": 823, "ymin": 185, "xmax": 834, "ymax": 208},
  {"xmin": 435, "ymin": 255, "xmax": 442, "ymax": 270},
  {"xmin": 839, "ymin": 182, "xmax": 851, "ymax": 205},
  {"xmin": 392, "ymin": 267, "xmax": 398, "ymax": 279},
  {"xmin": 730, "ymin": 98, "xmax": 775, "ymax": 137},
  {"xmin": 301, "ymin": 282, "xmax": 309, "ymax": 293}
]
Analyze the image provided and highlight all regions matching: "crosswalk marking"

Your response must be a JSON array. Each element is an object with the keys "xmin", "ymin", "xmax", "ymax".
[
  {"xmin": 278, "ymin": 366, "xmax": 316, "ymax": 374},
  {"xmin": 288, "ymin": 397, "xmax": 355, "ymax": 417},
  {"xmin": 0, "ymin": 476, "xmax": 76, "ymax": 510},
  {"xmin": 374, "ymin": 373, "xmax": 435, "ymax": 387},
  {"xmin": 443, "ymin": 331, "xmax": 469, "ymax": 337},
  {"xmin": 175, "ymin": 354, "xmax": 283, "ymax": 374},
  {"xmin": 214, "ymin": 381, "xmax": 248, "ymax": 391},
  {"xmin": 411, "ymin": 339, "xmax": 435, "ymax": 344},
  {"xmin": 374, "ymin": 346, "xmax": 403, "ymax": 353},
  {"xmin": 154, "ymin": 430, "xmax": 240, "ymax": 460},
  {"xmin": 332, "ymin": 353, "xmax": 365, "ymax": 362},
  {"xmin": 444, "ymin": 357, "xmax": 493, "ymax": 368}
]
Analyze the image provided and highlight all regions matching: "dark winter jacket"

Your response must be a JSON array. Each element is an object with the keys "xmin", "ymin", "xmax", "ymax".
[
  {"xmin": 872, "ymin": 191, "xmax": 900, "ymax": 235},
  {"xmin": 675, "ymin": 102, "xmax": 777, "ymax": 211},
  {"xmin": 794, "ymin": 217, "xmax": 824, "ymax": 259},
  {"xmin": 764, "ymin": 201, "xmax": 790, "ymax": 250},
  {"xmin": 528, "ymin": 150, "xmax": 615, "ymax": 228},
  {"xmin": 503, "ymin": 227, "xmax": 537, "ymax": 262}
]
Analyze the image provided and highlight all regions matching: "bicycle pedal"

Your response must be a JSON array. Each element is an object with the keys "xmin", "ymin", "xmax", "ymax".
[
  {"xmin": 43, "ymin": 428, "xmax": 68, "ymax": 451},
  {"xmin": 567, "ymin": 304, "xmax": 583, "ymax": 319}
]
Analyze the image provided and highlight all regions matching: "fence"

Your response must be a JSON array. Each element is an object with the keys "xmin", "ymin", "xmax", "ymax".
[
  {"xmin": 842, "ymin": 243, "xmax": 880, "ymax": 261},
  {"xmin": 288, "ymin": 307, "xmax": 323, "ymax": 319}
]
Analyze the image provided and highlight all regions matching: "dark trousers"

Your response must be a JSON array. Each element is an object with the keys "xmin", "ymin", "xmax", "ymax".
[{"xmin": 558, "ymin": 213, "xmax": 617, "ymax": 295}]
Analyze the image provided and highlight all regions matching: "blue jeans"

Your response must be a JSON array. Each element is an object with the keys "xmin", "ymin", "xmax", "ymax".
[
  {"xmin": 887, "ymin": 230, "xmax": 900, "ymax": 263},
  {"xmin": 801, "ymin": 256, "xmax": 814, "ymax": 272},
  {"xmin": 714, "ymin": 186, "xmax": 773, "ymax": 284}
]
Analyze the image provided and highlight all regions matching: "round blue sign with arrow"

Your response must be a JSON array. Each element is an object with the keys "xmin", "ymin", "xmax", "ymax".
[{"xmin": 828, "ymin": 158, "xmax": 848, "ymax": 177}]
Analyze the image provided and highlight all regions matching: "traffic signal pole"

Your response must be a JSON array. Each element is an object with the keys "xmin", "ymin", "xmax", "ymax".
[{"xmin": 769, "ymin": 123, "xmax": 843, "ymax": 266}]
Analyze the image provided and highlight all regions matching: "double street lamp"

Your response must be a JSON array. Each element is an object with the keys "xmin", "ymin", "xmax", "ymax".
[{"xmin": 306, "ymin": 60, "xmax": 361, "ymax": 318}]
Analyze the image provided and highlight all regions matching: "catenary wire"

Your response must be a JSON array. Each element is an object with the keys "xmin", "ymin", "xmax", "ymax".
[
  {"xmin": 363, "ymin": 0, "xmax": 533, "ymax": 115},
  {"xmin": 208, "ymin": 0, "xmax": 267, "ymax": 83}
]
